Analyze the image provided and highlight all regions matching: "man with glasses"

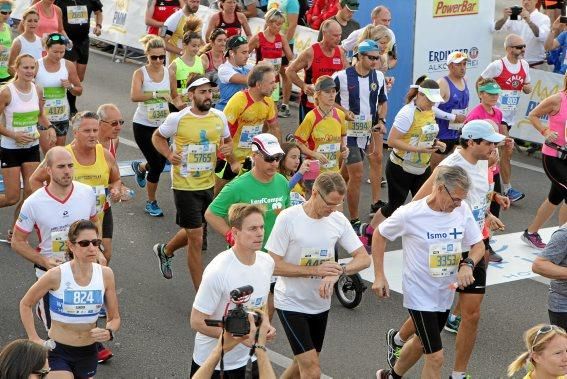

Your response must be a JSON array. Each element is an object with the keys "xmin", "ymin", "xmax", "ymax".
[
  {"xmin": 332, "ymin": 39, "xmax": 388, "ymax": 233},
  {"xmin": 477, "ymin": 33, "xmax": 532, "ymax": 203},
  {"xmin": 151, "ymin": 74, "xmax": 232, "ymax": 286},
  {"xmin": 205, "ymin": 133, "xmax": 290, "ymax": 318},
  {"xmin": 382, "ymin": 120, "xmax": 509, "ymax": 379},
  {"xmin": 96, "ymin": 103, "xmax": 124, "ymax": 159},
  {"xmin": 215, "ymin": 35, "xmax": 253, "ymax": 111},
  {"xmin": 266, "ymin": 172, "xmax": 370, "ymax": 379},
  {"xmin": 374, "ymin": 165, "xmax": 485, "ymax": 379}
]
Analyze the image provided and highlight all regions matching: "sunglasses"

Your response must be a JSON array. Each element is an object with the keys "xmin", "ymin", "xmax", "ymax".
[
  {"xmin": 532, "ymin": 325, "xmax": 565, "ymax": 351},
  {"xmin": 74, "ymin": 239, "xmax": 103, "ymax": 247},
  {"xmin": 0, "ymin": 10, "xmax": 12, "ymax": 15},
  {"xmin": 150, "ymin": 55, "xmax": 166, "ymax": 61},
  {"xmin": 363, "ymin": 54, "xmax": 380, "ymax": 61},
  {"xmin": 443, "ymin": 184, "xmax": 462, "ymax": 204},
  {"xmin": 47, "ymin": 34, "xmax": 66, "ymax": 44},
  {"xmin": 260, "ymin": 153, "xmax": 283, "ymax": 163},
  {"xmin": 32, "ymin": 368, "xmax": 51, "ymax": 378},
  {"xmin": 101, "ymin": 119, "xmax": 125, "ymax": 127},
  {"xmin": 510, "ymin": 44, "xmax": 526, "ymax": 50}
]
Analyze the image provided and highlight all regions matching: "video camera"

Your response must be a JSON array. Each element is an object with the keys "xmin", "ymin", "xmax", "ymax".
[{"xmin": 205, "ymin": 285, "xmax": 261, "ymax": 337}]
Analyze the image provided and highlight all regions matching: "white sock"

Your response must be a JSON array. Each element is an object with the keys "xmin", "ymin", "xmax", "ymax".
[
  {"xmin": 502, "ymin": 183, "xmax": 511, "ymax": 193},
  {"xmin": 394, "ymin": 332, "xmax": 405, "ymax": 346},
  {"xmin": 451, "ymin": 371, "xmax": 466, "ymax": 379}
]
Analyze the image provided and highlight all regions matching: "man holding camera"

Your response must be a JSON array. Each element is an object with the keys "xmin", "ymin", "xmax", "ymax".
[
  {"xmin": 190, "ymin": 203, "xmax": 275, "ymax": 378},
  {"xmin": 494, "ymin": 0, "xmax": 551, "ymax": 68}
]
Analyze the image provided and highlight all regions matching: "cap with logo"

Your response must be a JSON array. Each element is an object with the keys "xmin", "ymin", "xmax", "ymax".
[
  {"xmin": 340, "ymin": 0, "xmax": 359, "ymax": 11},
  {"xmin": 461, "ymin": 120, "xmax": 505, "ymax": 143},
  {"xmin": 447, "ymin": 51, "xmax": 468, "ymax": 65},
  {"xmin": 478, "ymin": 82, "xmax": 501, "ymax": 95},
  {"xmin": 251, "ymin": 133, "xmax": 284, "ymax": 156}
]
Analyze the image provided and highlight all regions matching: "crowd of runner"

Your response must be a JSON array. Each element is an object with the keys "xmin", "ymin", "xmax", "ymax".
[{"xmin": 0, "ymin": 0, "xmax": 566, "ymax": 378}]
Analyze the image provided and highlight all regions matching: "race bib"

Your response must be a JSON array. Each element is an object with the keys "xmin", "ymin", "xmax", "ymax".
[
  {"xmin": 144, "ymin": 98, "xmax": 169, "ymax": 125},
  {"xmin": 317, "ymin": 143, "xmax": 339, "ymax": 170},
  {"xmin": 417, "ymin": 123, "xmax": 439, "ymax": 148},
  {"xmin": 500, "ymin": 90, "xmax": 520, "ymax": 112},
  {"xmin": 238, "ymin": 124, "xmax": 262, "ymax": 148},
  {"xmin": 50, "ymin": 229, "xmax": 69, "ymax": 262},
  {"xmin": 43, "ymin": 87, "xmax": 68, "ymax": 122},
  {"xmin": 290, "ymin": 191, "xmax": 306, "ymax": 206},
  {"xmin": 347, "ymin": 114, "xmax": 372, "ymax": 138},
  {"xmin": 180, "ymin": 144, "xmax": 216, "ymax": 176},
  {"xmin": 300, "ymin": 247, "xmax": 332, "ymax": 278},
  {"xmin": 93, "ymin": 185, "xmax": 107, "ymax": 215},
  {"xmin": 449, "ymin": 108, "xmax": 467, "ymax": 131},
  {"xmin": 428, "ymin": 242, "xmax": 461, "ymax": 278},
  {"xmin": 66, "ymin": 5, "xmax": 88, "ymax": 25},
  {"xmin": 12, "ymin": 110, "xmax": 39, "ymax": 147},
  {"xmin": 0, "ymin": 51, "xmax": 8, "ymax": 68},
  {"xmin": 266, "ymin": 57, "xmax": 282, "ymax": 72},
  {"xmin": 62, "ymin": 290, "xmax": 103, "ymax": 315}
]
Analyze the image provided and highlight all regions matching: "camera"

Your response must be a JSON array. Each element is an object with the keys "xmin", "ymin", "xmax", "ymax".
[
  {"xmin": 205, "ymin": 285, "xmax": 261, "ymax": 337},
  {"xmin": 510, "ymin": 6, "xmax": 523, "ymax": 20}
]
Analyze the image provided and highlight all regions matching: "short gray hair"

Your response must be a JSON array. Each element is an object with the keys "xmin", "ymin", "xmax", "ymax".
[
  {"xmin": 71, "ymin": 111, "xmax": 99, "ymax": 131},
  {"xmin": 433, "ymin": 166, "xmax": 470, "ymax": 193},
  {"xmin": 96, "ymin": 103, "xmax": 119, "ymax": 121}
]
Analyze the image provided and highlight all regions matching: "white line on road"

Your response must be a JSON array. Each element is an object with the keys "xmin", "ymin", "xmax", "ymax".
[
  {"xmin": 118, "ymin": 136, "xmax": 139, "ymax": 149},
  {"xmin": 268, "ymin": 349, "xmax": 333, "ymax": 379},
  {"xmin": 510, "ymin": 160, "xmax": 545, "ymax": 174}
]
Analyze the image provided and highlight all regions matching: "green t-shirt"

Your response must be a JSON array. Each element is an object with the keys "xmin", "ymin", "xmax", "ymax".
[{"xmin": 209, "ymin": 171, "xmax": 291, "ymax": 249}]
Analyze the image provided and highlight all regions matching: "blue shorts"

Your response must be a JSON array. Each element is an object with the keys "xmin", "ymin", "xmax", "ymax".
[{"xmin": 49, "ymin": 341, "xmax": 98, "ymax": 378}]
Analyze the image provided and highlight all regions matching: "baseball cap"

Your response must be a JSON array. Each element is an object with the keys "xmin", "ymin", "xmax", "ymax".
[
  {"xmin": 187, "ymin": 75, "xmax": 217, "ymax": 90},
  {"xmin": 251, "ymin": 133, "xmax": 284, "ymax": 156},
  {"xmin": 225, "ymin": 35, "xmax": 248, "ymax": 57},
  {"xmin": 447, "ymin": 51, "xmax": 468, "ymax": 65},
  {"xmin": 340, "ymin": 0, "xmax": 359, "ymax": 11},
  {"xmin": 315, "ymin": 76, "xmax": 337, "ymax": 91},
  {"xmin": 461, "ymin": 120, "xmax": 505, "ymax": 143},
  {"xmin": 418, "ymin": 87, "xmax": 444, "ymax": 103},
  {"xmin": 354, "ymin": 39, "xmax": 380, "ymax": 55},
  {"xmin": 478, "ymin": 82, "xmax": 501, "ymax": 95}
]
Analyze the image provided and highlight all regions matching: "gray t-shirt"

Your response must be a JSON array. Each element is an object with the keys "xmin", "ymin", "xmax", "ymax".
[{"xmin": 539, "ymin": 226, "xmax": 567, "ymax": 312}]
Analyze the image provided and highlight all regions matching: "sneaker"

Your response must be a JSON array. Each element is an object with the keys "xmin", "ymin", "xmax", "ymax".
[
  {"xmin": 386, "ymin": 329, "xmax": 403, "ymax": 370},
  {"xmin": 369, "ymin": 200, "xmax": 387, "ymax": 216},
  {"xmin": 444, "ymin": 315, "xmax": 461, "ymax": 334},
  {"xmin": 505, "ymin": 187, "xmax": 525, "ymax": 202},
  {"xmin": 359, "ymin": 223, "xmax": 372, "ymax": 252},
  {"xmin": 145, "ymin": 201, "xmax": 164, "ymax": 217},
  {"xmin": 97, "ymin": 346, "xmax": 113, "ymax": 364},
  {"xmin": 487, "ymin": 244, "xmax": 503, "ymax": 263},
  {"xmin": 278, "ymin": 103, "xmax": 291, "ymax": 118},
  {"xmin": 153, "ymin": 243, "xmax": 173, "ymax": 279},
  {"xmin": 376, "ymin": 369, "xmax": 391, "ymax": 379},
  {"xmin": 131, "ymin": 160, "xmax": 147, "ymax": 188},
  {"xmin": 381, "ymin": 177, "xmax": 387, "ymax": 187},
  {"xmin": 99, "ymin": 306, "xmax": 107, "ymax": 318},
  {"xmin": 350, "ymin": 219, "xmax": 362, "ymax": 235},
  {"xmin": 521, "ymin": 229, "xmax": 546, "ymax": 250}
]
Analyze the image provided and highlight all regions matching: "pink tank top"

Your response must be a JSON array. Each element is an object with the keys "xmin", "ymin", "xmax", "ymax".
[
  {"xmin": 34, "ymin": 3, "xmax": 59, "ymax": 38},
  {"xmin": 543, "ymin": 91, "xmax": 567, "ymax": 157}
]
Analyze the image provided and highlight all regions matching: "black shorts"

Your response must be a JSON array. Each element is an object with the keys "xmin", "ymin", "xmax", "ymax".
[
  {"xmin": 456, "ymin": 248, "xmax": 487, "ymax": 295},
  {"xmin": 408, "ymin": 309, "xmax": 450, "ymax": 354},
  {"xmin": 277, "ymin": 309, "xmax": 329, "ymax": 355},
  {"xmin": 102, "ymin": 206, "xmax": 113, "ymax": 239},
  {"xmin": 190, "ymin": 359, "xmax": 258, "ymax": 378},
  {"xmin": 436, "ymin": 139, "xmax": 459, "ymax": 156},
  {"xmin": 52, "ymin": 120, "xmax": 71, "ymax": 137},
  {"xmin": 173, "ymin": 188, "xmax": 213, "ymax": 229},
  {"xmin": 214, "ymin": 157, "xmax": 252, "ymax": 181},
  {"xmin": 49, "ymin": 341, "xmax": 98, "ymax": 378},
  {"xmin": 65, "ymin": 38, "xmax": 90, "ymax": 65},
  {"xmin": 0, "ymin": 145, "xmax": 40, "ymax": 168},
  {"xmin": 282, "ymin": 43, "xmax": 294, "ymax": 66},
  {"xmin": 346, "ymin": 146, "xmax": 365, "ymax": 165}
]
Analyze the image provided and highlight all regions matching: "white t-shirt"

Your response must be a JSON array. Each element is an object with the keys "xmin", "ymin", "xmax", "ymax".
[
  {"xmin": 265, "ymin": 204, "xmax": 363, "ymax": 314},
  {"xmin": 218, "ymin": 62, "xmax": 254, "ymax": 84},
  {"xmin": 439, "ymin": 150, "xmax": 489, "ymax": 232},
  {"xmin": 192, "ymin": 249, "xmax": 274, "ymax": 370},
  {"xmin": 379, "ymin": 198, "xmax": 483, "ymax": 312},
  {"xmin": 15, "ymin": 182, "xmax": 97, "ymax": 269}
]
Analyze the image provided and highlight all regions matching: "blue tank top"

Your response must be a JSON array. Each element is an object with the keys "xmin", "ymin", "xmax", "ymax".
[{"xmin": 436, "ymin": 76, "xmax": 469, "ymax": 140}]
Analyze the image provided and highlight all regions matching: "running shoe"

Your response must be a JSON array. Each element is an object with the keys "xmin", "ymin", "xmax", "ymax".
[
  {"xmin": 145, "ymin": 201, "xmax": 164, "ymax": 217},
  {"xmin": 153, "ymin": 243, "xmax": 173, "ymax": 279},
  {"xmin": 444, "ymin": 314, "xmax": 461, "ymax": 334},
  {"xmin": 369, "ymin": 200, "xmax": 387, "ymax": 217},
  {"xmin": 131, "ymin": 160, "xmax": 147, "ymax": 188},
  {"xmin": 521, "ymin": 229, "xmax": 546, "ymax": 250},
  {"xmin": 278, "ymin": 103, "xmax": 291, "ymax": 118},
  {"xmin": 350, "ymin": 219, "xmax": 362, "ymax": 235},
  {"xmin": 505, "ymin": 187, "xmax": 525, "ymax": 202},
  {"xmin": 97, "ymin": 345, "xmax": 113, "ymax": 364},
  {"xmin": 487, "ymin": 243, "xmax": 503, "ymax": 263},
  {"xmin": 386, "ymin": 328, "xmax": 403, "ymax": 370},
  {"xmin": 359, "ymin": 223, "xmax": 372, "ymax": 252},
  {"xmin": 376, "ymin": 369, "xmax": 391, "ymax": 379}
]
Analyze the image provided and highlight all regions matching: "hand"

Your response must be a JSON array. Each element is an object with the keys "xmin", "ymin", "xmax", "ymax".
[
  {"xmin": 543, "ymin": 129, "xmax": 559, "ymax": 143},
  {"xmin": 318, "ymin": 275, "xmax": 339, "ymax": 299},
  {"xmin": 46, "ymin": 127, "xmax": 57, "ymax": 145},
  {"xmin": 385, "ymin": 76, "xmax": 395, "ymax": 91},
  {"xmin": 90, "ymin": 327, "xmax": 112, "ymax": 342},
  {"xmin": 255, "ymin": 310, "xmax": 275, "ymax": 344},
  {"xmin": 373, "ymin": 123, "xmax": 386, "ymax": 135},
  {"xmin": 345, "ymin": 111, "xmax": 355, "ymax": 122},
  {"xmin": 502, "ymin": 7, "xmax": 512, "ymax": 19},
  {"xmin": 457, "ymin": 265, "xmax": 475, "ymax": 289},
  {"xmin": 303, "ymin": 84, "xmax": 315, "ymax": 96},
  {"xmin": 171, "ymin": 96, "xmax": 185, "ymax": 110},
  {"xmin": 298, "ymin": 159, "xmax": 311, "ymax": 174},
  {"xmin": 43, "ymin": 257, "xmax": 63, "ymax": 269},
  {"xmin": 454, "ymin": 114, "xmax": 466, "ymax": 124},
  {"xmin": 94, "ymin": 25, "xmax": 102, "ymax": 36},
  {"xmin": 520, "ymin": 9, "xmax": 530, "ymax": 22},
  {"xmin": 161, "ymin": 94, "xmax": 174, "ymax": 104},
  {"xmin": 340, "ymin": 147, "xmax": 349, "ymax": 159},
  {"xmin": 486, "ymin": 213, "xmax": 505, "ymax": 231},
  {"xmin": 313, "ymin": 152, "xmax": 328, "ymax": 164},
  {"xmin": 494, "ymin": 193, "xmax": 510, "ymax": 210},
  {"xmin": 314, "ymin": 261, "xmax": 342, "ymax": 277},
  {"xmin": 372, "ymin": 275, "xmax": 390, "ymax": 298},
  {"xmin": 30, "ymin": 337, "xmax": 46, "ymax": 346},
  {"xmin": 219, "ymin": 142, "xmax": 233, "ymax": 157},
  {"xmin": 433, "ymin": 140, "xmax": 447, "ymax": 153},
  {"xmin": 552, "ymin": 16, "xmax": 564, "ymax": 33},
  {"xmin": 60, "ymin": 79, "xmax": 73, "ymax": 90},
  {"xmin": 168, "ymin": 150, "xmax": 182, "ymax": 165},
  {"xmin": 12, "ymin": 131, "xmax": 36, "ymax": 145},
  {"xmin": 109, "ymin": 187, "xmax": 121, "ymax": 203}
]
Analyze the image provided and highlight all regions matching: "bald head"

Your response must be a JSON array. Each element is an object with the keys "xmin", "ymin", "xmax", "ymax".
[
  {"xmin": 504, "ymin": 34, "xmax": 524, "ymax": 49},
  {"xmin": 372, "ymin": 6, "xmax": 391, "ymax": 27},
  {"xmin": 45, "ymin": 146, "xmax": 72, "ymax": 167},
  {"xmin": 321, "ymin": 19, "xmax": 342, "ymax": 47}
]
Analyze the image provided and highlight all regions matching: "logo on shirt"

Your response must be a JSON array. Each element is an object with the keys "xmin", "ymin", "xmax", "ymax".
[
  {"xmin": 506, "ymin": 74, "xmax": 525, "ymax": 89},
  {"xmin": 62, "ymin": 210, "xmax": 69, "ymax": 218},
  {"xmin": 426, "ymin": 228, "xmax": 464, "ymax": 240}
]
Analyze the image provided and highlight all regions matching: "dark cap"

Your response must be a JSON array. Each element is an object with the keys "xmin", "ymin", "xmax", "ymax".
[
  {"xmin": 315, "ymin": 76, "xmax": 337, "ymax": 91},
  {"xmin": 225, "ymin": 35, "xmax": 248, "ymax": 57},
  {"xmin": 340, "ymin": 0, "xmax": 359, "ymax": 11}
]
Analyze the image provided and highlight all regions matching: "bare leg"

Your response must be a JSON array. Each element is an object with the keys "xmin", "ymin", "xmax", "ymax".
[
  {"xmin": 558, "ymin": 203, "xmax": 567, "ymax": 225},
  {"xmin": 393, "ymin": 336, "xmax": 424, "ymax": 375},
  {"xmin": 527, "ymin": 199, "xmax": 556, "ymax": 233},
  {"xmin": 345, "ymin": 162, "xmax": 363, "ymax": 220},
  {"xmin": 399, "ymin": 316, "xmax": 416, "ymax": 341},
  {"xmin": 368, "ymin": 134, "xmax": 384, "ymax": 204},
  {"xmin": 185, "ymin": 227, "xmax": 204, "ymax": 291},
  {"xmin": 147, "ymin": 181, "xmax": 158, "ymax": 202},
  {"xmin": 453, "ymin": 293, "xmax": 484, "ymax": 372},
  {"xmin": 165, "ymin": 229, "xmax": 188, "ymax": 257}
]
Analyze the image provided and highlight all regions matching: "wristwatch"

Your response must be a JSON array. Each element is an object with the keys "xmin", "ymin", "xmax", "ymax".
[
  {"xmin": 37, "ymin": 124, "xmax": 54, "ymax": 131},
  {"xmin": 106, "ymin": 328, "xmax": 114, "ymax": 341},
  {"xmin": 460, "ymin": 257, "xmax": 475, "ymax": 270},
  {"xmin": 340, "ymin": 263, "xmax": 347, "ymax": 276}
]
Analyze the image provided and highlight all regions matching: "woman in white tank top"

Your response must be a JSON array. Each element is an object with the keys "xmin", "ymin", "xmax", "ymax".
[
  {"xmin": 0, "ymin": 54, "xmax": 52, "ymax": 242},
  {"xmin": 20, "ymin": 220, "xmax": 120, "ymax": 379},
  {"xmin": 35, "ymin": 33, "xmax": 82, "ymax": 147},
  {"xmin": 130, "ymin": 34, "xmax": 179, "ymax": 217},
  {"xmin": 8, "ymin": 8, "xmax": 44, "ymax": 74}
]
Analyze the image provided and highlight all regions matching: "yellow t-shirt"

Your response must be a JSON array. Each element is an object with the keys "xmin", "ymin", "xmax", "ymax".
[
  {"xmin": 523, "ymin": 373, "xmax": 565, "ymax": 379},
  {"xmin": 294, "ymin": 107, "xmax": 346, "ymax": 173},
  {"xmin": 224, "ymin": 90, "xmax": 277, "ymax": 163},
  {"xmin": 158, "ymin": 107, "xmax": 230, "ymax": 191}
]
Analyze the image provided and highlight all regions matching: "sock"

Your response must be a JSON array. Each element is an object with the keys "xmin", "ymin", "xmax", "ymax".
[
  {"xmin": 390, "ymin": 369, "xmax": 402, "ymax": 379},
  {"xmin": 451, "ymin": 371, "xmax": 466, "ymax": 379},
  {"xmin": 394, "ymin": 332, "xmax": 405, "ymax": 346},
  {"xmin": 502, "ymin": 183, "xmax": 511, "ymax": 193}
]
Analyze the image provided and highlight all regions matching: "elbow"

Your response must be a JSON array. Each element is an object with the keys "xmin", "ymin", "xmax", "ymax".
[
  {"xmin": 361, "ymin": 254, "xmax": 371, "ymax": 269},
  {"xmin": 532, "ymin": 260, "xmax": 545, "ymax": 276}
]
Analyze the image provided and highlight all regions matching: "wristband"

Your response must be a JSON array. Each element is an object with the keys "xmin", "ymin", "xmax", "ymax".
[
  {"xmin": 225, "ymin": 230, "xmax": 235, "ymax": 246},
  {"xmin": 96, "ymin": 23, "xmax": 102, "ymax": 28},
  {"xmin": 459, "ymin": 257, "xmax": 475, "ymax": 270},
  {"xmin": 254, "ymin": 344, "xmax": 267, "ymax": 352},
  {"xmin": 106, "ymin": 329, "xmax": 114, "ymax": 341}
]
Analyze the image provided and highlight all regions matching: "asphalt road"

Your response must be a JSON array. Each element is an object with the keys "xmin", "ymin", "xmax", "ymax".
[{"xmin": 0, "ymin": 10, "xmax": 564, "ymax": 378}]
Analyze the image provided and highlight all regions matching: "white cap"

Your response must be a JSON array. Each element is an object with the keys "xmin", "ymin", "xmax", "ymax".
[{"xmin": 251, "ymin": 133, "xmax": 284, "ymax": 156}]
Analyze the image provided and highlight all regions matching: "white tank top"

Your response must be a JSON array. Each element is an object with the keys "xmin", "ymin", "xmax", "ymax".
[
  {"xmin": 36, "ymin": 58, "xmax": 70, "ymax": 122},
  {"xmin": 49, "ymin": 262, "xmax": 105, "ymax": 324},
  {"xmin": 1, "ymin": 83, "xmax": 40, "ymax": 149},
  {"xmin": 14, "ymin": 34, "xmax": 44, "ymax": 60},
  {"xmin": 132, "ymin": 65, "xmax": 170, "ymax": 127}
]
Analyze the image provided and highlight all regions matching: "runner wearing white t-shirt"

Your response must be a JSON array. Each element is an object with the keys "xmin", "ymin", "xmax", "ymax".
[
  {"xmin": 374, "ymin": 165, "xmax": 484, "ymax": 379},
  {"xmin": 266, "ymin": 172, "xmax": 370, "ymax": 379},
  {"xmin": 478, "ymin": 33, "xmax": 532, "ymax": 203},
  {"xmin": 190, "ymin": 204, "xmax": 275, "ymax": 378}
]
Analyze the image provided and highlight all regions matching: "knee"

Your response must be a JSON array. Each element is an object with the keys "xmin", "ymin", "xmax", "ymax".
[
  {"xmin": 348, "ymin": 167, "xmax": 363, "ymax": 183},
  {"xmin": 461, "ymin": 305, "xmax": 481, "ymax": 324},
  {"xmin": 426, "ymin": 350, "xmax": 444, "ymax": 368}
]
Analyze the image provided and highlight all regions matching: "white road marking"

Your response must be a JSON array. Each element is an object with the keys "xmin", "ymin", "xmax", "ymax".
[
  {"xmin": 118, "ymin": 136, "xmax": 139, "ymax": 149},
  {"xmin": 510, "ymin": 159, "xmax": 545, "ymax": 174},
  {"xmin": 268, "ymin": 349, "xmax": 333, "ymax": 379}
]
